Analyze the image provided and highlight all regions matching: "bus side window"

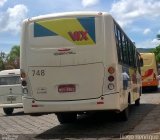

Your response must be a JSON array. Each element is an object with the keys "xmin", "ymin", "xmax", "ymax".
[{"xmin": 140, "ymin": 57, "xmax": 143, "ymax": 67}]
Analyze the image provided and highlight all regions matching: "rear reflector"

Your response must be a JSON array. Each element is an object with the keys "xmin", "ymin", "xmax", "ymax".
[
  {"xmin": 58, "ymin": 48, "xmax": 71, "ymax": 52},
  {"xmin": 97, "ymin": 101, "xmax": 104, "ymax": 104},
  {"xmin": 32, "ymin": 105, "xmax": 38, "ymax": 107}
]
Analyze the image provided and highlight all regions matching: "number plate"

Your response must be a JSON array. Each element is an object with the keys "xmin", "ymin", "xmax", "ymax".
[
  {"xmin": 7, "ymin": 96, "xmax": 16, "ymax": 101},
  {"xmin": 58, "ymin": 84, "xmax": 76, "ymax": 93}
]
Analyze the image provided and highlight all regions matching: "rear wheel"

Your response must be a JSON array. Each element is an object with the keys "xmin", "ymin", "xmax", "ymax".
[
  {"xmin": 3, "ymin": 108, "xmax": 14, "ymax": 115},
  {"xmin": 119, "ymin": 107, "xmax": 129, "ymax": 121},
  {"xmin": 135, "ymin": 98, "xmax": 140, "ymax": 106},
  {"xmin": 152, "ymin": 86, "xmax": 158, "ymax": 91},
  {"xmin": 56, "ymin": 112, "xmax": 77, "ymax": 124}
]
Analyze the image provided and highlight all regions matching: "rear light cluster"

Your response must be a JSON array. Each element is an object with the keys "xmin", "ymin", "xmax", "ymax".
[
  {"xmin": 21, "ymin": 70, "xmax": 27, "ymax": 86},
  {"xmin": 22, "ymin": 81, "xmax": 27, "ymax": 87},
  {"xmin": 21, "ymin": 69, "xmax": 28, "ymax": 94},
  {"xmin": 153, "ymin": 73, "xmax": 156, "ymax": 80},
  {"xmin": 107, "ymin": 66, "xmax": 115, "ymax": 90}
]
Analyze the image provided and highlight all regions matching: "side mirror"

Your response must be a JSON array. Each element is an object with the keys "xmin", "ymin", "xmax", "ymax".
[{"xmin": 140, "ymin": 58, "xmax": 143, "ymax": 67}]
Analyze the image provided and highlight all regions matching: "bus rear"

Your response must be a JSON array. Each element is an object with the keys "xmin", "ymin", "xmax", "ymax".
[
  {"xmin": 21, "ymin": 12, "xmax": 119, "ymax": 115},
  {"xmin": 141, "ymin": 53, "xmax": 158, "ymax": 90}
]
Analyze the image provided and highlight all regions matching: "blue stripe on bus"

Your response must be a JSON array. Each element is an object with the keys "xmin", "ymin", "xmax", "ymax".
[
  {"xmin": 77, "ymin": 17, "xmax": 96, "ymax": 43},
  {"xmin": 34, "ymin": 23, "xmax": 57, "ymax": 37}
]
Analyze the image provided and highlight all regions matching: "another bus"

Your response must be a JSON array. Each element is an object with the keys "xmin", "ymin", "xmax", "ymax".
[
  {"xmin": 140, "ymin": 53, "xmax": 158, "ymax": 90},
  {"xmin": 21, "ymin": 11, "xmax": 143, "ymax": 123},
  {"xmin": 0, "ymin": 69, "xmax": 23, "ymax": 115}
]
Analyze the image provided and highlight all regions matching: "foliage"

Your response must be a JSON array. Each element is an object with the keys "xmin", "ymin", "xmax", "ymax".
[
  {"xmin": 7, "ymin": 45, "xmax": 20, "ymax": 62},
  {"xmin": 151, "ymin": 35, "xmax": 160, "ymax": 63},
  {"xmin": 0, "ymin": 57, "xmax": 5, "ymax": 71},
  {"xmin": 0, "ymin": 45, "xmax": 20, "ymax": 71},
  {"xmin": 151, "ymin": 45, "xmax": 160, "ymax": 63},
  {"xmin": 6, "ymin": 45, "xmax": 20, "ymax": 69},
  {"xmin": 0, "ymin": 52, "xmax": 6, "ymax": 71}
]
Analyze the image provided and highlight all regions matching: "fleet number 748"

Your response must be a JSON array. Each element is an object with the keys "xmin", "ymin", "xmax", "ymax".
[{"xmin": 32, "ymin": 70, "xmax": 45, "ymax": 76}]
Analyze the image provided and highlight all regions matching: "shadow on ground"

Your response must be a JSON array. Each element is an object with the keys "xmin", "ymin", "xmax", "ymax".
[
  {"xmin": 142, "ymin": 87, "xmax": 160, "ymax": 94},
  {"xmin": 34, "ymin": 104, "xmax": 156, "ymax": 139}
]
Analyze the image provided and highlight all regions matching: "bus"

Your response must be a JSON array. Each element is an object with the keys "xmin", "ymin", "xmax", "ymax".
[
  {"xmin": 140, "ymin": 53, "xmax": 158, "ymax": 90},
  {"xmin": 0, "ymin": 69, "xmax": 23, "ymax": 115},
  {"xmin": 21, "ymin": 11, "xmax": 143, "ymax": 123}
]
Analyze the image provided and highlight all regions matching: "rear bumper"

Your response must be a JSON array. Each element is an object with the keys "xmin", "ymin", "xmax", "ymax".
[
  {"xmin": 0, "ymin": 103, "xmax": 23, "ymax": 108},
  {"xmin": 142, "ymin": 80, "xmax": 159, "ymax": 87},
  {"xmin": 22, "ymin": 93, "xmax": 120, "ymax": 114}
]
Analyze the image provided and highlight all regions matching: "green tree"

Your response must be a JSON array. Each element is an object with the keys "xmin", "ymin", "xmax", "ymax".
[
  {"xmin": 151, "ymin": 34, "xmax": 160, "ymax": 63},
  {"xmin": 0, "ymin": 57, "xmax": 4, "ymax": 71},
  {"xmin": 152, "ymin": 45, "xmax": 160, "ymax": 63},
  {"xmin": 6, "ymin": 45, "xmax": 20, "ymax": 69},
  {"xmin": 0, "ymin": 52, "xmax": 5, "ymax": 71}
]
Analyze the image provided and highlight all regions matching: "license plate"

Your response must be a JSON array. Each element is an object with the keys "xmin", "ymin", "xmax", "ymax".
[
  {"xmin": 7, "ymin": 96, "xmax": 16, "ymax": 101},
  {"xmin": 58, "ymin": 84, "xmax": 76, "ymax": 93}
]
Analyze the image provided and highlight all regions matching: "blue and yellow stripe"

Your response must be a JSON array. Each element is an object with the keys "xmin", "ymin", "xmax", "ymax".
[{"xmin": 34, "ymin": 17, "xmax": 96, "ymax": 45}]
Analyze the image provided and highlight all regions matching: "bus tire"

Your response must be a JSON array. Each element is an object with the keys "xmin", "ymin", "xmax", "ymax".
[
  {"xmin": 56, "ymin": 112, "xmax": 77, "ymax": 124},
  {"xmin": 3, "ymin": 108, "xmax": 14, "ymax": 115},
  {"xmin": 135, "ymin": 98, "xmax": 140, "ymax": 106},
  {"xmin": 119, "ymin": 107, "xmax": 129, "ymax": 121},
  {"xmin": 152, "ymin": 86, "xmax": 158, "ymax": 91}
]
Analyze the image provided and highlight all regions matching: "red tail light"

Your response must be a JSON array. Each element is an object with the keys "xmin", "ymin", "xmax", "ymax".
[
  {"xmin": 108, "ymin": 76, "xmax": 114, "ymax": 82},
  {"xmin": 21, "ymin": 71, "xmax": 26, "ymax": 78},
  {"xmin": 22, "ymin": 80, "xmax": 27, "ymax": 86},
  {"xmin": 153, "ymin": 73, "xmax": 156, "ymax": 80}
]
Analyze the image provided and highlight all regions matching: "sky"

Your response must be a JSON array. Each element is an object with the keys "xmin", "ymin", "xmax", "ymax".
[{"xmin": 0, "ymin": 0, "xmax": 160, "ymax": 53}]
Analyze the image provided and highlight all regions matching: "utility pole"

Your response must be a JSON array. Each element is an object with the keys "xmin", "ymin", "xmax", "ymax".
[
  {"xmin": 0, "ymin": 51, "xmax": 6, "ymax": 70},
  {"xmin": 0, "ymin": 51, "xmax": 5, "ymax": 59}
]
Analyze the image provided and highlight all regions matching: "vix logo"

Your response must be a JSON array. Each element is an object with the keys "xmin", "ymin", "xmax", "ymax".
[{"xmin": 68, "ymin": 31, "xmax": 88, "ymax": 41}]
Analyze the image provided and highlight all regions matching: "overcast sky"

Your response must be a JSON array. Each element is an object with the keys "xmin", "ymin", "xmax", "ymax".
[{"xmin": 0, "ymin": 0, "xmax": 160, "ymax": 53}]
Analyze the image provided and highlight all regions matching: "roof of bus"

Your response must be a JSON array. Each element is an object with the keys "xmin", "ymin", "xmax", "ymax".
[
  {"xmin": 24, "ymin": 11, "xmax": 111, "ymax": 22},
  {"xmin": 140, "ymin": 53, "xmax": 155, "ymax": 57},
  {"xmin": 0, "ymin": 69, "xmax": 20, "ymax": 76},
  {"xmin": 140, "ymin": 53, "xmax": 154, "ymax": 54}
]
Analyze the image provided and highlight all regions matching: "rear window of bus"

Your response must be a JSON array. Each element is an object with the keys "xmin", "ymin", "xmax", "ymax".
[{"xmin": 0, "ymin": 76, "xmax": 21, "ymax": 85}]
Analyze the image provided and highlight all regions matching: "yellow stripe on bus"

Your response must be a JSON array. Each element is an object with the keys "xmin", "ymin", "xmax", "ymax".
[{"xmin": 36, "ymin": 18, "xmax": 95, "ymax": 45}]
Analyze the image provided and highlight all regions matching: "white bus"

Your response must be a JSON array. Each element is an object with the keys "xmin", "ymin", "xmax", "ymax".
[
  {"xmin": 0, "ymin": 69, "xmax": 23, "ymax": 115},
  {"xmin": 21, "ymin": 11, "xmax": 143, "ymax": 123}
]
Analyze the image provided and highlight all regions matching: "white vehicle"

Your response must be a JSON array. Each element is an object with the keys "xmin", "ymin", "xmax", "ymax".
[
  {"xmin": 0, "ymin": 69, "xmax": 23, "ymax": 115},
  {"xmin": 21, "ymin": 11, "xmax": 143, "ymax": 123}
]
